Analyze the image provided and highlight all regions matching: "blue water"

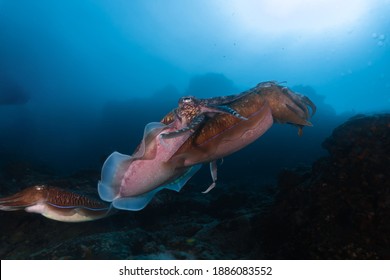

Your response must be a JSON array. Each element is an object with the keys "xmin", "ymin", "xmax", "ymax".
[{"xmin": 0, "ymin": 0, "xmax": 389, "ymax": 175}]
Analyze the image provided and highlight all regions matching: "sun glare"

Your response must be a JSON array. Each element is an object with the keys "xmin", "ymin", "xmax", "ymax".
[{"xmin": 222, "ymin": 0, "xmax": 370, "ymax": 34}]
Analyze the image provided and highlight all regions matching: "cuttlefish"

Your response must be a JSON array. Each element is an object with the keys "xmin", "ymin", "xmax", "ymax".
[
  {"xmin": 0, "ymin": 185, "xmax": 112, "ymax": 222},
  {"xmin": 0, "ymin": 81, "xmax": 315, "ymax": 222}
]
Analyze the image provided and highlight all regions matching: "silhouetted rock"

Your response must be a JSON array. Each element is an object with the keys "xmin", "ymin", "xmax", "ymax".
[
  {"xmin": 291, "ymin": 84, "xmax": 336, "ymax": 117},
  {"xmin": 185, "ymin": 73, "xmax": 239, "ymax": 98}
]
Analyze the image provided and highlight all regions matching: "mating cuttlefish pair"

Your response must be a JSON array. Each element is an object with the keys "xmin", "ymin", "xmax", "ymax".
[{"xmin": 0, "ymin": 81, "xmax": 315, "ymax": 222}]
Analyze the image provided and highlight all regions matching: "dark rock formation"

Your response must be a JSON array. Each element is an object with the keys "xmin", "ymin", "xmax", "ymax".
[{"xmin": 260, "ymin": 114, "xmax": 390, "ymax": 259}]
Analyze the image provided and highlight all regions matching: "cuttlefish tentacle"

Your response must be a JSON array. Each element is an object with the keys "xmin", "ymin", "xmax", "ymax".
[
  {"xmin": 282, "ymin": 87, "xmax": 316, "ymax": 119},
  {"xmin": 202, "ymin": 160, "xmax": 218, "ymax": 194},
  {"xmin": 0, "ymin": 185, "xmax": 113, "ymax": 222},
  {"xmin": 204, "ymin": 105, "xmax": 248, "ymax": 120},
  {"xmin": 253, "ymin": 81, "xmax": 316, "ymax": 135},
  {"xmin": 161, "ymin": 114, "xmax": 205, "ymax": 139},
  {"xmin": 280, "ymin": 87, "xmax": 316, "ymax": 136}
]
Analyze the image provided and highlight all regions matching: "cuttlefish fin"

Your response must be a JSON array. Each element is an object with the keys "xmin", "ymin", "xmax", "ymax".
[
  {"xmin": 202, "ymin": 160, "xmax": 218, "ymax": 194},
  {"xmin": 112, "ymin": 188, "xmax": 160, "ymax": 211},
  {"xmin": 133, "ymin": 122, "xmax": 168, "ymax": 158},
  {"xmin": 98, "ymin": 151, "xmax": 132, "ymax": 202},
  {"xmin": 112, "ymin": 164, "xmax": 202, "ymax": 211}
]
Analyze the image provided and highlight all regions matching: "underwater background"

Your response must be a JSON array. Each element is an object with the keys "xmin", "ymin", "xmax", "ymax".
[{"xmin": 0, "ymin": 0, "xmax": 389, "ymax": 259}]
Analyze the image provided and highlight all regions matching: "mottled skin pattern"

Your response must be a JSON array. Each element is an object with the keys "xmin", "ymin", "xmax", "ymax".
[
  {"xmin": 160, "ymin": 94, "xmax": 248, "ymax": 139},
  {"xmin": 160, "ymin": 96, "xmax": 204, "ymax": 139}
]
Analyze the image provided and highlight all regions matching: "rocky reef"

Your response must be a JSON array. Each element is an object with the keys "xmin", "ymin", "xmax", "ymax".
[
  {"xmin": 0, "ymin": 114, "xmax": 388, "ymax": 259},
  {"xmin": 260, "ymin": 114, "xmax": 390, "ymax": 259}
]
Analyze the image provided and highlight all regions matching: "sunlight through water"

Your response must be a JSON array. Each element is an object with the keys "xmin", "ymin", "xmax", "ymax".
[{"xmin": 220, "ymin": 0, "xmax": 370, "ymax": 34}]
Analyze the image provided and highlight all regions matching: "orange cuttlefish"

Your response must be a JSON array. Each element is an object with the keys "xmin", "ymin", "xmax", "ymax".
[{"xmin": 0, "ymin": 81, "xmax": 315, "ymax": 222}]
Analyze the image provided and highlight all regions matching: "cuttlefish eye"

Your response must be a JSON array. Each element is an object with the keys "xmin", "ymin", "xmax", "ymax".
[{"xmin": 179, "ymin": 96, "xmax": 195, "ymax": 106}]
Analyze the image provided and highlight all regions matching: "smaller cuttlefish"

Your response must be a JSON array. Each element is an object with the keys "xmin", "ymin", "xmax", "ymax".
[{"xmin": 0, "ymin": 185, "xmax": 112, "ymax": 222}]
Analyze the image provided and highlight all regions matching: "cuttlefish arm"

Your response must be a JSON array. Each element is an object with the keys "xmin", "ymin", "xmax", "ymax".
[
  {"xmin": 253, "ymin": 82, "xmax": 316, "ymax": 135},
  {"xmin": 0, "ymin": 185, "xmax": 113, "ymax": 222},
  {"xmin": 161, "ymin": 114, "xmax": 205, "ymax": 139}
]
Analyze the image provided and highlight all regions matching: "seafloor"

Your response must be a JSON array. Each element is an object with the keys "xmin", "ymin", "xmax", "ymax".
[{"xmin": 0, "ymin": 114, "xmax": 389, "ymax": 259}]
